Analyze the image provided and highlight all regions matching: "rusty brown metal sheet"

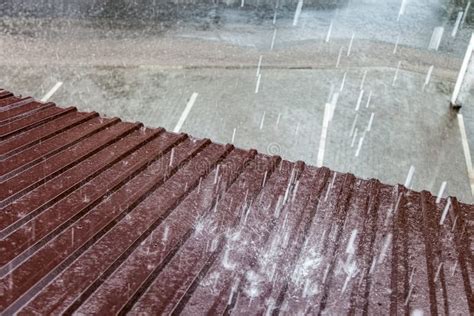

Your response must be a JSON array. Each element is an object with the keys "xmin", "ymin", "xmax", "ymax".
[
  {"xmin": 0, "ymin": 100, "xmax": 52, "ymax": 124},
  {"xmin": 0, "ymin": 90, "xmax": 13, "ymax": 99},
  {"xmin": 0, "ymin": 90, "xmax": 472, "ymax": 315}
]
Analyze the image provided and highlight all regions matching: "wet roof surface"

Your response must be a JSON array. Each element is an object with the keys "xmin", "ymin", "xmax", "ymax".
[{"xmin": 0, "ymin": 89, "xmax": 473, "ymax": 315}]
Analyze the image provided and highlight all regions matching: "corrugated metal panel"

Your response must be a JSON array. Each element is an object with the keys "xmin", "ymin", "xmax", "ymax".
[{"xmin": 0, "ymin": 89, "xmax": 472, "ymax": 315}]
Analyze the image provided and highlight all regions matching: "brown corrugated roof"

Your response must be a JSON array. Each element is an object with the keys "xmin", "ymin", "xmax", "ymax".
[{"xmin": 0, "ymin": 89, "xmax": 473, "ymax": 315}]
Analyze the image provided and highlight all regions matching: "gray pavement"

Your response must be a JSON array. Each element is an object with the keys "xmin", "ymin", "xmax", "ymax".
[{"xmin": 0, "ymin": 3, "xmax": 473, "ymax": 203}]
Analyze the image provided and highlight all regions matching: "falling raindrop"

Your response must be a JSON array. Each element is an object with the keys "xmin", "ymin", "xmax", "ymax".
[
  {"xmin": 351, "ymin": 129, "xmax": 359, "ymax": 150},
  {"xmin": 336, "ymin": 47, "xmax": 343, "ymax": 68},
  {"xmin": 347, "ymin": 33, "xmax": 355, "ymax": 56},
  {"xmin": 392, "ymin": 61, "xmax": 402, "ymax": 86},
  {"xmin": 359, "ymin": 70, "xmax": 367, "ymax": 90},
  {"xmin": 404, "ymin": 165, "xmax": 415, "ymax": 188},
  {"xmin": 340, "ymin": 72, "xmax": 347, "ymax": 92},
  {"xmin": 422, "ymin": 65, "xmax": 434, "ymax": 91},
  {"xmin": 366, "ymin": 113, "xmax": 375, "ymax": 132},
  {"xmin": 345, "ymin": 229, "xmax": 358, "ymax": 254},
  {"xmin": 429, "ymin": 27, "xmax": 444, "ymax": 51},
  {"xmin": 439, "ymin": 198, "xmax": 451, "ymax": 225},
  {"xmin": 355, "ymin": 133, "xmax": 365, "ymax": 157},
  {"xmin": 393, "ymin": 34, "xmax": 400, "ymax": 54},
  {"xmin": 293, "ymin": 0, "xmax": 304, "ymax": 27},
  {"xmin": 397, "ymin": 0, "xmax": 408, "ymax": 21},
  {"xmin": 365, "ymin": 91, "xmax": 373, "ymax": 108},
  {"xmin": 256, "ymin": 55, "xmax": 263, "ymax": 77},
  {"xmin": 270, "ymin": 29, "xmax": 277, "ymax": 51},
  {"xmin": 349, "ymin": 114, "xmax": 359, "ymax": 137},
  {"xmin": 276, "ymin": 113, "xmax": 282, "ymax": 126},
  {"xmin": 325, "ymin": 172, "xmax": 337, "ymax": 201},
  {"xmin": 460, "ymin": 2, "xmax": 471, "ymax": 28},
  {"xmin": 169, "ymin": 148, "xmax": 175, "ymax": 167},
  {"xmin": 436, "ymin": 181, "xmax": 447, "ymax": 203},
  {"xmin": 325, "ymin": 21, "xmax": 333, "ymax": 43},
  {"xmin": 378, "ymin": 233, "xmax": 393, "ymax": 264},
  {"xmin": 434, "ymin": 262, "xmax": 443, "ymax": 282},
  {"xmin": 255, "ymin": 74, "xmax": 262, "ymax": 94},
  {"xmin": 231, "ymin": 128, "xmax": 237, "ymax": 144},
  {"xmin": 355, "ymin": 90, "xmax": 364, "ymax": 111},
  {"xmin": 451, "ymin": 11, "xmax": 463, "ymax": 37},
  {"xmin": 259, "ymin": 111, "xmax": 266, "ymax": 130}
]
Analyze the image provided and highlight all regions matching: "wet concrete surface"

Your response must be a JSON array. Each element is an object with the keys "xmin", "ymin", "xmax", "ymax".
[{"xmin": 0, "ymin": 3, "xmax": 473, "ymax": 202}]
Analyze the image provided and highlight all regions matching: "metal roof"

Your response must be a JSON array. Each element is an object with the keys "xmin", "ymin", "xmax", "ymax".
[{"xmin": 0, "ymin": 89, "xmax": 473, "ymax": 315}]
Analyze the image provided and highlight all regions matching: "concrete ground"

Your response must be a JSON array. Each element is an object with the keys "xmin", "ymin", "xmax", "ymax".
[{"xmin": 1, "ymin": 2, "xmax": 473, "ymax": 203}]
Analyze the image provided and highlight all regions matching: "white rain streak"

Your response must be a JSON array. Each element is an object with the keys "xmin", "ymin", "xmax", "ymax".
[
  {"xmin": 325, "ymin": 21, "xmax": 333, "ymax": 43},
  {"xmin": 270, "ymin": 28, "xmax": 277, "ymax": 50},
  {"xmin": 293, "ymin": 0, "xmax": 304, "ymax": 27},
  {"xmin": 452, "ymin": 11, "xmax": 463, "ymax": 37},
  {"xmin": 327, "ymin": 84, "xmax": 335, "ymax": 103},
  {"xmin": 173, "ymin": 92, "xmax": 198, "ymax": 133},
  {"xmin": 349, "ymin": 114, "xmax": 359, "ymax": 137},
  {"xmin": 355, "ymin": 89, "xmax": 364, "ymax": 111},
  {"xmin": 317, "ymin": 102, "xmax": 333, "ymax": 167},
  {"xmin": 347, "ymin": 33, "xmax": 355, "ymax": 56},
  {"xmin": 222, "ymin": 247, "xmax": 236, "ymax": 270},
  {"xmin": 436, "ymin": 181, "xmax": 447, "ymax": 203},
  {"xmin": 41, "ymin": 81, "xmax": 63, "ymax": 102},
  {"xmin": 276, "ymin": 113, "xmax": 282, "ymax": 126},
  {"xmin": 451, "ymin": 34, "xmax": 474, "ymax": 105},
  {"xmin": 360, "ymin": 70, "xmax": 367, "ymax": 90},
  {"xmin": 162, "ymin": 225, "xmax": 169, "ymax": 242},
  {"xmin": 231, "ymin": 128, "xmax": 236, "ymax": 144},
  {"xmin": 405, "ymin": 283, "xmax": 415, "ymax": 305},
  {"xmin": 340, "ymin": 72, "xmax": 347, "ymax": 91},
  {"xmin": 439, "ymin": 197, "xmax": 451, "ymax": 225},
  {"xmin": 408, "ymin": 267, "xmax": 416, "ymax": 285},
  {"xmin": 451, "ymin": 215, "xmax": 458, "ymax": 232},
  {"xmin": 366, "ymin": 113, "xmax": 375, "ymax": 132},
  {"xmin": 451, "ymin": 262, "xmax": 458, "ymax": 277},
  {"xmin": 228, "ymin": 280, "xmax": 240, "ymax": 306},
  {"xmin": 393, "ymin": 34, "xmax": 400, "ymax": 54},
  {"xmin": 461, "ymin": 2, "xmax": 471, "ymax": 28},
  {"xmin": 355, "ymin": 132, "xmax": 365, "ymax": 157},
  {"xmin": 378, "ymin": 233, "xmax": 393, "ymax": 264},
  {"xmin": 429, "ymin": 27, "xmax": 444, "ymax": 51},
  {"xmin": 292, "ymin": 180, "xmax": 300, "ymax": 202},
  {"xmin": 434, "ymin": 263, "xmax": 443, "ymax": 282},
  {"xmin": 404, "ymin": 165, "xmax": 415, "ymax": 188},
  {"xmin": 169, "ymin": 148, "xmax": 175, "ymax": 166},
  {"xmin": 214, "ymin": 165, "xmax": 220, "ymax": 184},
  {"xmin": 294, "ymin": 122, "xmax": 300, "ymax": 136},
  {"xmin": 346, "ymin": 229, "xmax": 358, "ymax": 254},
  {"xmin": 274, "ymin": 196, "xmax": 283, "ymax": 218},
  {"xmin": 259, "ymin": 111, "xmax": 266, "ymax": 130},
  {"xmin": 336, "ymin": 47, "xmax": 343, "ymax": 68},
  {"xmin": 351, "ymin": 128, "xmax": 359, "ymax": 148},
  {"xmin": 365, "ymin": 91, "xmax": 373, "ymax": 108},
  {"xmin": 255, "ymin": 73, "xmax": 262, "ymax": 94},
  {"xmin": 392, "ymin": 61, "xmax": 402, "ymax": 86},
  {"xmin": 256, "ymin": 55, "xmax": 263, "ymax": 77},
  {"xmin": 325, "ymin": 172, "xmax": 337, "ymax": 201},
  {"xmin": 397, "ymin": 0, "xmax": 408, "ymax": 21},
  {"xmin": 423, "ymin": 65, "xmax": 434, "ymax": 91},
  {"xmin": 457, "ymin": 113, "xmax": 474, "ymax": 195},
  {"xmin": 329, "ymin": 92, "xmax": 339, "ymax": 120}
]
